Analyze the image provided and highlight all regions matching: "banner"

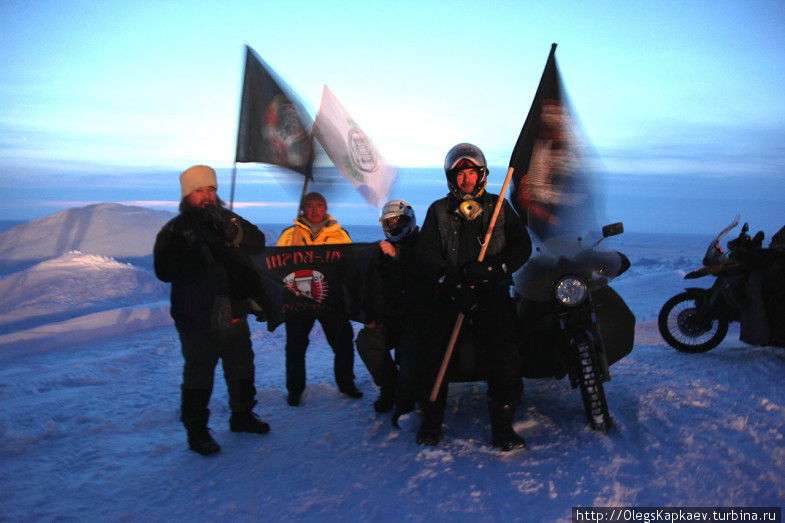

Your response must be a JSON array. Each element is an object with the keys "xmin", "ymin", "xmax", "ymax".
[
  {"xmin": 313, "ymin": 85, "xmax": 396, "ymax": 207},
  {"xmin": 235, "ymin": 46, "xmax": 314, "ymax": 177},
  {"xmin": 509, "ymin": 44, "xmax": 599, "ymax": 240},
  {"xmin": 250, "ymin": 243, "xmax": 379, "ymax": 331}
]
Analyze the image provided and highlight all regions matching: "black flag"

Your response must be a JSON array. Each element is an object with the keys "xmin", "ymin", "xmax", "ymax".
[
  {"xmin": 235, "ymin": 46, "xmax": 314, "ymax": 176},
  {"xmin": 509, "ymin": 44, "xmax": 601, "ymax": 240},
  {"xmin": 250, "ymin": 243, "xmax": 379, "ymax": 331}
]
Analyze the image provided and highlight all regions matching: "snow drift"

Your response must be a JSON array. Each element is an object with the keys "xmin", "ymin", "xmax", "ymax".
[{"xmin": 0, "ymin": 250, "xmax": 167, "ymax": 334}]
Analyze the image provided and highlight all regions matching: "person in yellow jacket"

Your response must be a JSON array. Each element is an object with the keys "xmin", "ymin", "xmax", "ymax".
[{"xmin": 276, "ymin": 192, "xmax": 362, "ymax": 406}]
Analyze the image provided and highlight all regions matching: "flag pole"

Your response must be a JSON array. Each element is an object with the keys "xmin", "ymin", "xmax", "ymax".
[
  {"xmin": 230, "ymin": 44, "xmax": 248, "ymax": 213},
  {"xmin": 296, "ymin": 174, "xmax": 311, "ymax": 219},
  {"xmin": 297, "ymin": 115, "xmax": 318, "ymax": 218},
  {"xmin": 229, "ymin": 162, "xmax": 238, "ymax": 211},
  {"xmin": 429, "ymin": 166, "xmax": 516, "ymax": 402}
]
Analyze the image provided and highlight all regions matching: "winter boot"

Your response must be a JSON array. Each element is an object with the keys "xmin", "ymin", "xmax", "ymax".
[
  {"xmin": 287, "ymin": 391, "xmax": 302, "ymax": 407},
  {"xmin": 373, "ymin": 386, "xmax": 396, "ymax": 413},
  {"xmin": 186, "ymin": 425, "xmax": 221, "ymax": 456},
  {"xmin": 339, "ymin": 382, "xmax": 363, "ymax": 399},
  {"xmin": 489, "ymin": 402, "xmax": 526, "ymax": 452},
  {"xmin": 181, "ymin": 388, "xmax": 219, "ymax": 455},
  {"xmin": 230, "ymin": 411, "xmax": 271, "ymax": 434},
  {"xmin": 416, "ymin": 399, "xmax": 445, "ymax": 446}
]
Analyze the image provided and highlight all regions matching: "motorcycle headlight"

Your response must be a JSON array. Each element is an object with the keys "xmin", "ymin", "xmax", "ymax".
[{"xmin": 554, "ymin": 276, "xmax": 588, "ymax": 306}]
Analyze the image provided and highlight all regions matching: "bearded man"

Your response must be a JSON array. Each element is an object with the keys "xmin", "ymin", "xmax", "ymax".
[{"xmin": 154, "ymin": 165, "xmax": 270, "ymax": 456}]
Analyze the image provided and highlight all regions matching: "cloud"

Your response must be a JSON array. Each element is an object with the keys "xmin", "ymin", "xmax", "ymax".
[{"xmin": 598, "ymin": 122, "xmax": 785, "ymax": 178}]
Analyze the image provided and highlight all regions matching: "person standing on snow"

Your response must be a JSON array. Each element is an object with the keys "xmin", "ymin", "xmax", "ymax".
[
  {"xmin": 417, "ymin": 143, "xmax": 532, "ymax": 451},
  {"xmin": 276, "ymin": 192, "xmax": 362, "ymax": 406},
  {"xmin": 154, "ymin": 165, "xmax": 271, "ymax": 456},
  {"xmin": 356, "ymin": 200, "xmax": 428, "ymax": 416}
]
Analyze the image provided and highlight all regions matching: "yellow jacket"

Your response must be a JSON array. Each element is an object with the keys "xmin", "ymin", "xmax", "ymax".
[{"xmin": 276, "ymin": 216, "xmax": 352, "ymax": 246}]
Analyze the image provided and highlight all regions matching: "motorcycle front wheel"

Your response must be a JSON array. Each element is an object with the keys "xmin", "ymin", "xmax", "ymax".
[
  {"xmin": 576, "ymin": 340, "xmax": 612, "ymax": 432},
  {"xmin": 658, "ymin": 292, "xmax": 728, "ymax": 352}
]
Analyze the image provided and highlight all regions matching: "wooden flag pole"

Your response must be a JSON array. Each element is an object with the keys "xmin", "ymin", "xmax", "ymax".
[{"xmin": 429, "ymin": 165, "xmax": 517, "ymax": 402}]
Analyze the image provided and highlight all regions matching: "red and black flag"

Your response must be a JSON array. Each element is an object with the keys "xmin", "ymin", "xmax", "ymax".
[
  {"xmin": 235, "ymin": 45, "xmax": 314, "ymax": 177},
  {"xmin": 509, "ymin": 44, "xmax": 601, "ymax": 240},
  {"xmin": 249, "ymin": 243, "xmax": 379, "ymax": 331}
]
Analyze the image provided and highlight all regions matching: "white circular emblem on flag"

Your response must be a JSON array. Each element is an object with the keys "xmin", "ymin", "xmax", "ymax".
[
  {"xmin": 283, "ymin": 269, "xmax": 329, "ymax": 303},
  {"xmin": 348, "ymin": 127, "xmax": 378, "ymax": 173}
]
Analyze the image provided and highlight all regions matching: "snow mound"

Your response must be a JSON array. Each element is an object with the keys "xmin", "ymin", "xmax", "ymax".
[
  {"xmin": 27, "ymin": 250, "xmax": 134, "ymax": 271},
  {"xmin": 0, "ymin": 250, "xmax": 167, "ymax": 332},
  {"xmin": 0, "ymin": 203, "xmax": 173, "ymax": 268}
]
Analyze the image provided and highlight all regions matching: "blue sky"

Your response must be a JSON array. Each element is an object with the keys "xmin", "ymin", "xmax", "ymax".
[{"xmin": 1, "ymin": 0, "xmax": 784, "ymax": 234}]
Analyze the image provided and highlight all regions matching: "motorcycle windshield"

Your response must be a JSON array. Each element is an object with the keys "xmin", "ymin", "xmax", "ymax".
[
  {"xmin": 513, "ymin": 233, "xmax": 626, "ymax": 301},
  {"xmin": 703, "ymin": 215, "xmax": 739, "ymax": 265}
]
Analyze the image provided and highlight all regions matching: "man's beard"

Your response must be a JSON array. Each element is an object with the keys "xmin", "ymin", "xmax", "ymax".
[{"xmin": 179, "ymin": 196, "xmax": 226, "ymax": 215}]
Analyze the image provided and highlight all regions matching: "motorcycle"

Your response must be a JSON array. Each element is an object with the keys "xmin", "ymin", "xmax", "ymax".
[
  {"xmin": 511, "ymin": 222, "xmax": 634, "ymax": 431},
  {"xmin": 658, "ymin": 216, "xmax": 785, "ymax": 352},
  {"xmin": 430, "ymin": 223, "xmax": 633, "ymax": 432}
]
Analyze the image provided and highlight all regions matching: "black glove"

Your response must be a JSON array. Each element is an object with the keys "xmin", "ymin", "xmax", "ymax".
[
  {"xmin": 439, "ymin": 274, "xmax": 478, "ymax": 313},
  {"xmin": 203, "ymin": 206, "xmax": 242, "ymax": 245},
  {"xmin": 461, "ymin": 260, "xmax": 508, "ymax": 289},
  {"xmin": 220, "ymin": 217, "xmax": 243, "ymax": 247}
]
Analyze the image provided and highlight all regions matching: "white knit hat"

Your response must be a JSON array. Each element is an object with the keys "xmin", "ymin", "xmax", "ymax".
[{"xmin": 179, "ymin": 165, "xmax": 217, "ymax": 198}]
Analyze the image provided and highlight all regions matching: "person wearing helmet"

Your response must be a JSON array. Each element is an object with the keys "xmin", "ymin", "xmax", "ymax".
[
  {"xmin": 416, "ymin": 143, "xmax": 532, "ymax": 451},
  {"xmin": 276, "ymin": 192, "xmax": 362, "ymax": 406},
  {"xmin": 355, "ymin": 200, "xmax": 427, "ymax": 416}
]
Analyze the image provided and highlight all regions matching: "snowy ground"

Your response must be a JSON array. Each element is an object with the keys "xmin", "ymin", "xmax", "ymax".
[{"xmin": 0, "ymin": 210, "xmax": 783, "ymax": 521}]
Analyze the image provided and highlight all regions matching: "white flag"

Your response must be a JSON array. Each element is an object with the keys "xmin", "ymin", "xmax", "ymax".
[{"xmin": 313, "ymin": 85, "xmax": 396, "ymax": 207}]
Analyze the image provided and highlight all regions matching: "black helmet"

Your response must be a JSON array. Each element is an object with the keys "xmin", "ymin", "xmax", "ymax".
[{"xmin": 443, "ymin": 143, "xmax": 488, "ymax": 200}]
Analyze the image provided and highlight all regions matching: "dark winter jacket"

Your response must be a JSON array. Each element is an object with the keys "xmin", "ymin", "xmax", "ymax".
[
  {"xmin": 418, "ymin": 192, "xmax": 532, "ymax": 286},
  {"xmin": 366, "ymin": 228, "xmax": 428, "ymax": 320},
  {"xmin": 154, "ymin": 206, "xmax": 266, "ymax": 331}
]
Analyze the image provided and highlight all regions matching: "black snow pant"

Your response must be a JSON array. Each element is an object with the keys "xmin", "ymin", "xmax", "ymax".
[
  {"xmin": 356, "ymin": 322, "xmax": 396, "ymax": 389},
  {"xmin": 178, "ymin": 317, "xmax": 256, "ymax": 428},
  {"xmin": 356, "ymin": 314, "xmax": 428, "ymax": 407},
  {"xmin": 284, "ymin": 312, "xmax": 355, "ymax": 395},
  {"xmin": 423, "ymin": 294, "xmax": 523, "ymax": 411}
]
